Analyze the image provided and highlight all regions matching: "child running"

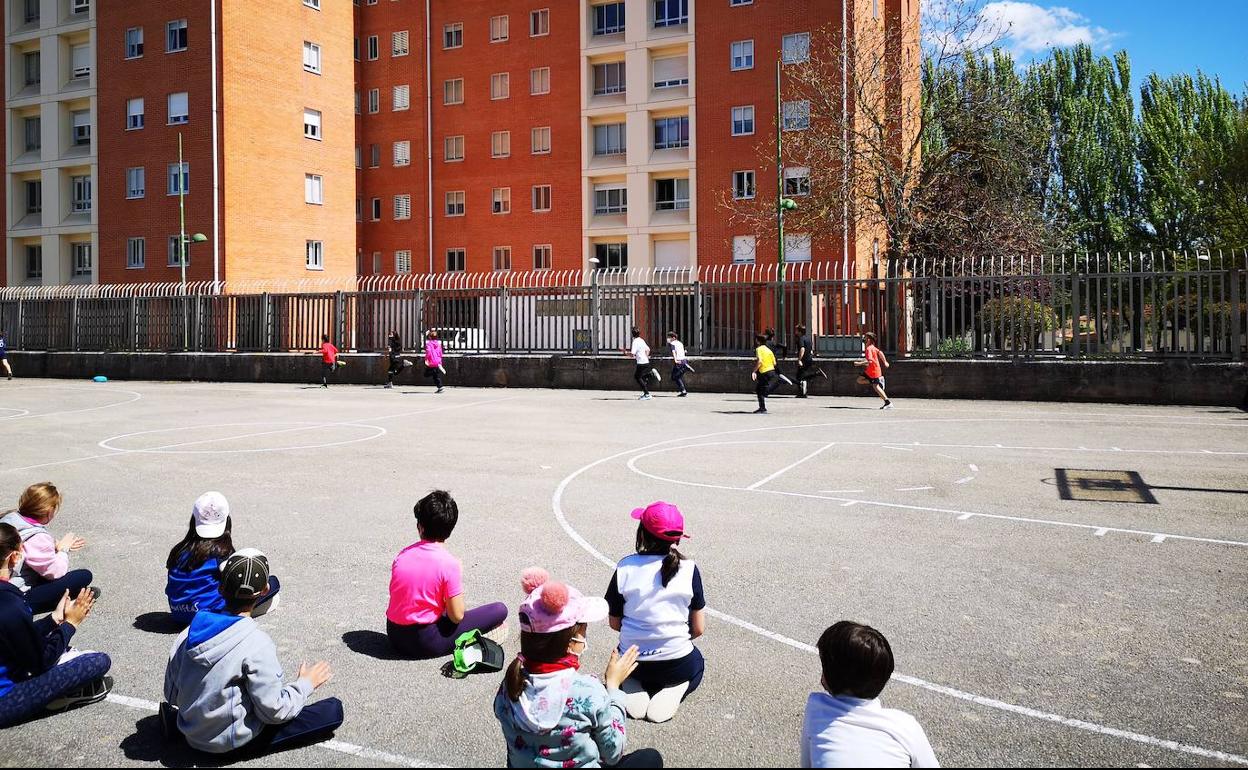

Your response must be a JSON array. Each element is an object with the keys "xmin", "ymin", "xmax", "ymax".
[
  {"xmin": 163, "ymin": 548, "xmax": 343, "ymax": 755},
  {"xmin": 752, "ymin": 333, "xmax": 782, "ymax": 414},
  {"xmin": 165, "ymin": 492, "xmax": 280, "ymax": 627},
  {"xmin": 765, "ymin": 328, "xmax": 795, "ymax": 389},
  {"xmin": 854, "ymin": 332, "xmax": 892, "ymax": 409},
  {"xmin": 627, "ymin": 327, "xmax": 659, "ymax": 401},
  {"xmin": 386, "ymin": 491, "xmax": 507, "ymax": 659},
  {"xmin": 319, "ymin": 334, "xmax": 339, "ymax": 388},
  {"xmin": 801, "ymin": 621, "xmax": 938, "ymax": 768},
  {"xmin": 666, "ymin": 332, "xmax": 693, "ymax": 397},
  {"xmin": 422, "ymin": 330, "xmax": 445, "ymax": 394},
  {"xmin": 794, "ymin": 324, "xmax": 826, "ymax": 399},
  {"xmin": 0, "ymin": 522, "xmax": 112, "ymax": 727},
  {"xmin": 0, "ymin": 483, "xmax": 92, "ymax": 614},
  {"xmin": 606, "ymin": 502, "xmax": 705, "ymax": 723},
  {"xmin": 385, "ymin": 330, "xmax": 408, "ymax": 389},
  {"xmin": 495, "ymin": 568, "xmax": 663, "ymax": 768},
  {"xmin": 0, "ymin": 329, "xmax": 12, "ymax": 380}
]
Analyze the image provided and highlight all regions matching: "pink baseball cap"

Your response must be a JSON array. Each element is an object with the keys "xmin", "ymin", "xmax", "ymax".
[
  {"xmin": 631, "ymin": 501, "xmax": 690, "ymax": 543},
  {"xmin": 192, "ymin": 491, "xmax": 230, "ymax": 539},
  {"xmin": 517, "ymin": 568, "xmax": 609, "ymax": 634}
]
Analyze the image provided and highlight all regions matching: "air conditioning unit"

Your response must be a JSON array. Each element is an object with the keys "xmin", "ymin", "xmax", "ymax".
[{"xmin": 72, "ymin": 0, "xmax": 90, "ymax": 14}]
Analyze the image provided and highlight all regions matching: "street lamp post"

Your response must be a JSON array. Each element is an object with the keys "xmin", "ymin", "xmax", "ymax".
[
  {"xmin": 775, "ymin": 60, "xmax": 797, "ymax": 336},
  {"xmin": 177, "ymin": 132, "xmax": 209, "ymax": 350}
]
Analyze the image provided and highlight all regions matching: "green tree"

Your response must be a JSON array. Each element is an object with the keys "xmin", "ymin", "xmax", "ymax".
[{"xmin": 1190, "ymin": 98, "xmax": 1248, "ymax": 250}]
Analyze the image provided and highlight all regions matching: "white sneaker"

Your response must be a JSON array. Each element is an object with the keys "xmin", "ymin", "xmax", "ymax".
[
  {"xmin": 645, "ymin": 681, "xmax": 690, "ymax": 723},
  {"xmin": 651, "ymin": 369, "xmax": 661, "ymax": 382},
  {"xmin": 639, "ymin": 394, "xmax": 652, "ymax": 401},
  {"xmin": 46, "ymin": 675, "xmax": 113, "ymax": 713}
]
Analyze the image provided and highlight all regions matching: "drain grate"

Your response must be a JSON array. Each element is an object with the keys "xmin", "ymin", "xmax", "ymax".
[{"xmin": 1055, "ymin": 469, "xmax": 1158, "ymax": 504}]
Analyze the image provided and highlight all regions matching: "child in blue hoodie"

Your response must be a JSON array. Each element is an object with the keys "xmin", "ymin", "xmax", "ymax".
[
  {"xmin": 494, "ymin": 568, "xmax": 662, "ymax": 769},
  {"xmin": 165, "ymin": 493, "xmax": 279, "ymax": 626},
  {"xmin": 162, "ymin": 549, "xmax": 342, "ymax": 755}
]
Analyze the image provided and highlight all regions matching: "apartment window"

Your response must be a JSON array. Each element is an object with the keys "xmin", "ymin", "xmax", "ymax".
[
  {"xmin": 783, "ymin": 100, "xmax": 810, "ymax": 130},
  {"xmin": 303, "ymin": 108, "xmax": 322, "ymax": 140},
  {"xmin": 784, "ymin": 166, "xmax": 811, "ymax": 196},
  {"xmin": 492, "ymin": 187, "xmax": 511, "ymax": 214},
  {"xmin": 392, "ymin": 30, "xmax": 409, "ymax": 57},
  {"xmin": 355, "ymin": 89, "xmax": 360, "ymax": 113},
  {"xmin": 394, "ymin": 140, "xmax": 411, "ymax": 166},
  {"xmin": 303, "ymin": 41, "xmax": 322, "ymax": 74},
  {"xmin": 23, "ymin": 117, "xmax": 40, "ymax": 153},
  {"xmin": 367, "ymin": 35, "xmax": 379, "ymax": 60},
  {"xmin": 168, "ymin": 92, "xmax": 188, "ymax": 124},
  {"xmin": 305, "ymin": 241, "xmax": 323, "ymax": 270},
  {"xmin": 72, "ymin": 0, "xmax": 89, "ymax": 14},
  {"xmin": 530, "ymin": 9, "xmax": 549, "ymax": 36},
  {"xmin": 25, "ymin": 246, "xmax": 42, "ymax": 280},
  {"xmin": 24, "ymin": 180, "xmax": 40, "ymax": 214},
  {"xmin": 532, "ymin": 185, "xmax": 551, "ymax": 212},
  {"xmin": 443, "ymin": 23, "xmax": 463, "ymax": 49},
  {"xmin": 126, "ymin": 167, "xmax": 145, "ymax": 199},
  {"xmin": 394, "ymin": 194, "xmax": 411, "ymax": 220},
  {"xmin": 445, "ymin": 190, "xmax": 465, "ymax": 216},
  {"xmin": 730, "ymin": 0, "xmax": 753, "ymax": 5},
  {"xmin": 126, "ymin": 98, "xmax": 145, "ymax": 130},
  {"xmin": 368, "ymin": 88, "xmax": 380, "ymax": 113},
  {"xmin": 125, "ymin": 27, "xmax": 144, "ymax": 59},
  {"xmin": 372, "ymin": 252, "xmax": 381, "ymax": 273},
  {"xmin": 593, "ymin": 184, "xmax": 627, "ymax": 215},
  {"xmin": 354, "ymin": 37, "xmax": 360, "ymax": 61},
  {"xmin": 732, "ymin": 235, "xmax": 756, "ymax": 264},
  {"xmin": 531, "ymin": 126, "xmax": 551, "ymax": 154},
  {"xmin": 444, "ymin": 78, "xmax": 464, "ymax": 105},
  {"xmin": 167, "ymin": 162, "xmax": 189, "ymax": 195},
  {"xmin": 731, "ymin": 40, "xmax": 754, "ymax": 70},
  {"xmin": 371, "ymin": 197, "xmax": 381, "ymax": 220},
  {"xmin": 732, "ymin": 105, "xmax": 755, "ymax": 136},
  {"xmin": 593, "ymin": 2, "xmax": 625, "ymax": 35},
  {"xmin": 393, "ymin": 85, "xmax": 410, "ymax": 111},
  {"xmin": 491, "ymin": 73, "xmax": 510, "ymax": 100},
  {"xmin": 593, "ymin": 123, "xmax": 626, "ymax": 156},
  {"xmin": 492, "ymin": 246, "xmax": 512, "ymax": 271},
  {"xmin": 654, "ymin": 0, "xmax": 688, "ymax": 27},
  {"xmin": 22, "ymin": 52, "xmax": 39, "ymax": 88},
  {"xmin": 533, "ymin": 244, "xmax": 552, "ymax": 270},
  {"xmin": 370, "ymin": 144, "xmax": 380, "ymax": 167},
  {"xmin": 397, "ymin": 250, "xmax": 413, "ymax": 274},
  {"xmin": 530, "ymin": 67, "xmax": 551, "ymax": 95},
  {"xmin": 653, "ymin": 116, "xmax": 689, "ymax": 149},
  {"xmin": 491, "ymin": 131, "xmax": 511, "ymax": 158},
  {"xmin": 490, "ymin": 15, "xmax": 509, "ymax": 42},
  {"xmin": 444, "ymin": 135, "xmax": 464, "ymax": 161},
  {"xmin": 127, "ymin": 238, "xmax": 145, "ymax": 269},
  {"xmin": 733, "ymin": 170, "xmax": 755, "ymax": 199},
  {"xmin": 593, "ymin": 62, "xmax": 626, "ymax": 95},
  {"xmin": 785, "ymin": 233, "xmax": 812, "ymax": 262},
  {"xmin": 873, "ymin": 0, "xmax": 879, "ymax": 19},
  {"xmin": 305, "ymin": 174, "xmax": 323, "ymax": 205},
  {"xmin": 167, "ymin": 19, "xmax": 188, "ymax": 53},
  {"xmin": 655, "ymin": 178, "xmax": 689, "ymax": 211},
  {"xmin": 23, "ymin": 0, "xmax": 38, "ymax": 24},
  {"xmin": 653, "ymin": 56, "xmax": 688, "ymax": 89},
  {"xmin": 356, "ymin": 197, "xmax": 362, "ymax": 221},
  {"xmin": 71, "ymin": 111, "xmax": 91, "ymax": 146},
  {"xmin": 595, "ymin": 242, "xmax": 627, "ymax": 269},
  {"xmin": 446, "ymin": 249, "xmax": 465, "ymax": 272},
  {"xmin": 70, "ymin": 175, "xmax": 91, "ymax": 213},
  {"xmin": 71, "ymin": 243, "xmax": 92, "ymax": 277},
  {"xmin": 782, "ymin": 33, "xmax": 811, "ymax": 64},
  {"xmin": 304, "ymin": 0, "xmax": 321, "ymax": 8},
  {"xmin": 355, "ymin": 146, "xmax": 362, "ymax": 168},
  {"xmin": 70, "ymin": 44, "xmax": 90, "ymax": 79}
]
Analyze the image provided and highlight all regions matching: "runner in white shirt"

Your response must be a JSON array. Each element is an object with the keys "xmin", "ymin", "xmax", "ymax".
[
  {"xmin": 666, "ymin": 331, "xmax": 694, "ymax": 397},
  {"xmin": 802, "ymin": 621, "xmax": 939, "ymax": 768},
  {"xmin": 627, "ymin": 327, "xmax": 659, "ymax": 400}
]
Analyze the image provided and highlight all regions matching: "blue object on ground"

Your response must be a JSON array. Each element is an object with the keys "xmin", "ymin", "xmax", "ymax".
[{"xmin": 93, "ymin": 375, "xmax": 108, "ymax": 383}]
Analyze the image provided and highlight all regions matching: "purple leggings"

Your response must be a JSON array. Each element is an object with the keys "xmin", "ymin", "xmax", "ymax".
[{"xmin": 386, "ymin": 602, "xmax": 508, "ymax": 659}]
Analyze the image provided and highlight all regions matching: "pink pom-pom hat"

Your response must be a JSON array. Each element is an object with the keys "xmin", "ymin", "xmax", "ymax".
[{"xmin": 517, "ymin": 570, "xmax": 609, "ymax": 634}]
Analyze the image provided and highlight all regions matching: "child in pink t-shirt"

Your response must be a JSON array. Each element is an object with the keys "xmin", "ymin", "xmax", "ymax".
[
  {"xmin": 0, "ymin": 482, "xmax": 92, "ymax": 614},
  {"xmin": 422, "ymin": 330, "xmax": 445, "ymax": 394},
  {"xmin": 385, "ymin": 490, "xmax": 506, "ymax": 659}
]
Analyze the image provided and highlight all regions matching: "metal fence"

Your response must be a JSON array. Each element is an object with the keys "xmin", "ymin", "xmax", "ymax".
[{"xmin": 1, "ymin": 252, "xmax": 1243, "ymax": 360}]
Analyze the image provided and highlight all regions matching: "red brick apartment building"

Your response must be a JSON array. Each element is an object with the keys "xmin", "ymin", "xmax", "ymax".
[{"xmin": 4, "ymin": 0, "xmax": 917, "ymax": 286}]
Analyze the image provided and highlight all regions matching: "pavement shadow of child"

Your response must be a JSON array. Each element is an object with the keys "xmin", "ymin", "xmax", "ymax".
[
  {"xmin": 341, "ymin": 630, "xmax": 408, "ymax": 661},
  {"xmin": 119, "ymin": 714, "xmax": 233, "ymax": 768},
  {"xmin": 133, "ymin": 612, "xmax": 185, "ymax": 635}
]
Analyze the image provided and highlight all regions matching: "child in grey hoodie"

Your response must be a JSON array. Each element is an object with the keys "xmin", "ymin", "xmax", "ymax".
[{"xmin": 162, "ymin": 549, "xmax": 342, "ymax": 755}]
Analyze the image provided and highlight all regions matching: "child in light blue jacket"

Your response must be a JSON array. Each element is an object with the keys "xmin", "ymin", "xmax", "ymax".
[{"xmin": 494, "ymin": 568, "xmax": 663, "ymax": 768}]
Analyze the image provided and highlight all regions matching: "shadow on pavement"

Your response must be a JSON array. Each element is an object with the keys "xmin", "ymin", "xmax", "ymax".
[
  {"xmin": 133, "ymin": 612, "xmax": 184, "ymax": 635},
  {"xmin": 341, "ymin": 630, "xmax": 407, "ymax": 661},
  {"xmin": 120, "ymin": 714, "xmax": 235, "ymax": 768}
]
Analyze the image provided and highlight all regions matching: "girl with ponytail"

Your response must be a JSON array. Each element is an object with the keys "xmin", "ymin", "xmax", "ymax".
[
  {"xmin": 605, "ymin": 502, "xmax": 706, "ymax": 724},
  {"xmin": 495, "ymin": 568, "xmax": 662, "ymax": 768}
]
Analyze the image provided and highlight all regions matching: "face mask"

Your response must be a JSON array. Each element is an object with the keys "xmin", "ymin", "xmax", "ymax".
[{"xmin": 569, "ymin": 636, "xmax": 587, "ymax": 658}]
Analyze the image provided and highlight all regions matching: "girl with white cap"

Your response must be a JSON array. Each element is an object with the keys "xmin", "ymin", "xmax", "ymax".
[{"xmin": 494, "ymin": 568, "xmax": 662, "ymax": 768}]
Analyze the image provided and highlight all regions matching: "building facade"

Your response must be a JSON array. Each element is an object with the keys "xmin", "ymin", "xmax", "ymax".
[{"xmin": 4, "ymin": 0, "xmax": 917, "ymax": 286}]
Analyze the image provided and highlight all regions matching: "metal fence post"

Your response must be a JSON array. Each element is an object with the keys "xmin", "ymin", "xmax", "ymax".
[
  {"xmin": 693, "ymin": 281, "xmax": 704, "ymax": 355},
  {"xmin": 71, "ymin": 298, "xmax": 80, "ymax": 351},
  {"xmin": 500, "ymin": 287, "xmax": 510, "ymax": 355},
  {"xmin": 261, "ymin": 292, "xmax": 273, "ymax": 352},
  {"xmin": 16, "ymin": 299, "xmax": 24, "ymax": 350},
  {"xmin": 590, "ymin": 274, "xmax": 601, "ymax": 356},
  {"xmin": 333, "ymin": 291, "xmax": 346, "ymax": 348},
  {"xmin": 1231, "ymin": 268, "xmax": 1243, "ymax": 362},
  {"xmin": 130, "ymin": 297, "xmax": 139, "ymax": 351},
  {"xmin": 1071, "ymin": 273, "xmax": 1081, "ymax": 358}
]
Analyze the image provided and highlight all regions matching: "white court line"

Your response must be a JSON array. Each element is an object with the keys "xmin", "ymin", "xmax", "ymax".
[
  {"xmin": 552, "ymin": 436, "xmax": 1248, "ymax": 765},
  {"xmin": 0, "ymin": 407, "xmax": 31, "ymax": 418},
  {"xmin": 0, "ymin": 386, "xmax": 143, "ymax": 421},
  {"xmin": 897, "ymin": 486, "xmax": 935, "ymax": 492},
  {"xmin": 746, "ymin": 442, "xmax": 836, "ymax": 490},
  {"xmin": 969, "ymin": 464, "xmax": 979, "ymax": 472},
  {"xmin": 883, "ymin": 445, "xmax": 915, "ymax": 452},
  {"xmin": 104, "ymin": 694, "xmax": 444, "ymax": 767},
  {"xmin": 820, "ymin": 489, "xmax": 866, "ymax": 494},
  {"xmin": 954, "ymin": 476, "xmax": 975, "ymax": 485}
]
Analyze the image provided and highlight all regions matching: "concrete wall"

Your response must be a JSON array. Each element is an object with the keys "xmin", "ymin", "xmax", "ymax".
[{"xmin": 5, "ymin": 350, "xmax": 1246, "ymax": 407}]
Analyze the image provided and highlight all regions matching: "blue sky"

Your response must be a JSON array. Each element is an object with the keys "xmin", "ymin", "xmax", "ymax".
[{"xmin": 984, "ymin": 1, "xmax": 1247, "ymax": 93}]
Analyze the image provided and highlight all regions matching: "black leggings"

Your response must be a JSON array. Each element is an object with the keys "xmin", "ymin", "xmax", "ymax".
[
  {"xmin": 634, "ymin": 364, "xmax": 652, "ymax": 395},
  {"xmin": 756, "ymin": 371, "xmax": 780, "ymax": 409},
  {"xmin": 163, "ymin": 697, "xmax": 344, "ymax": 756},
  {"xmin": 424, "ymin": 366, "xmax": 443, "ymax": 388},
  {"xmin": 671, "ymin": 363, "xmax": 689, "ymax": 393}
]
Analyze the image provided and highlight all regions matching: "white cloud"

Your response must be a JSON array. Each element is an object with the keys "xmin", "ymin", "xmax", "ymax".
[{"xmin": 982, "ymin": 1, "xmax": 1116, "ymax": 55}]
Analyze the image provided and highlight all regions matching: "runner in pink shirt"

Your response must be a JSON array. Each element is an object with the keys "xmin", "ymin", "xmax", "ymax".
[{"xmin": 422, "ymin": 330, "xmax": 445, "ymax": 394}]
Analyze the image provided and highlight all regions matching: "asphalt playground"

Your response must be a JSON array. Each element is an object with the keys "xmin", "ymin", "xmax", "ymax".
[{"xmin": 0, "ymin": 375, "xmax": 1245, "ymax": 768}]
